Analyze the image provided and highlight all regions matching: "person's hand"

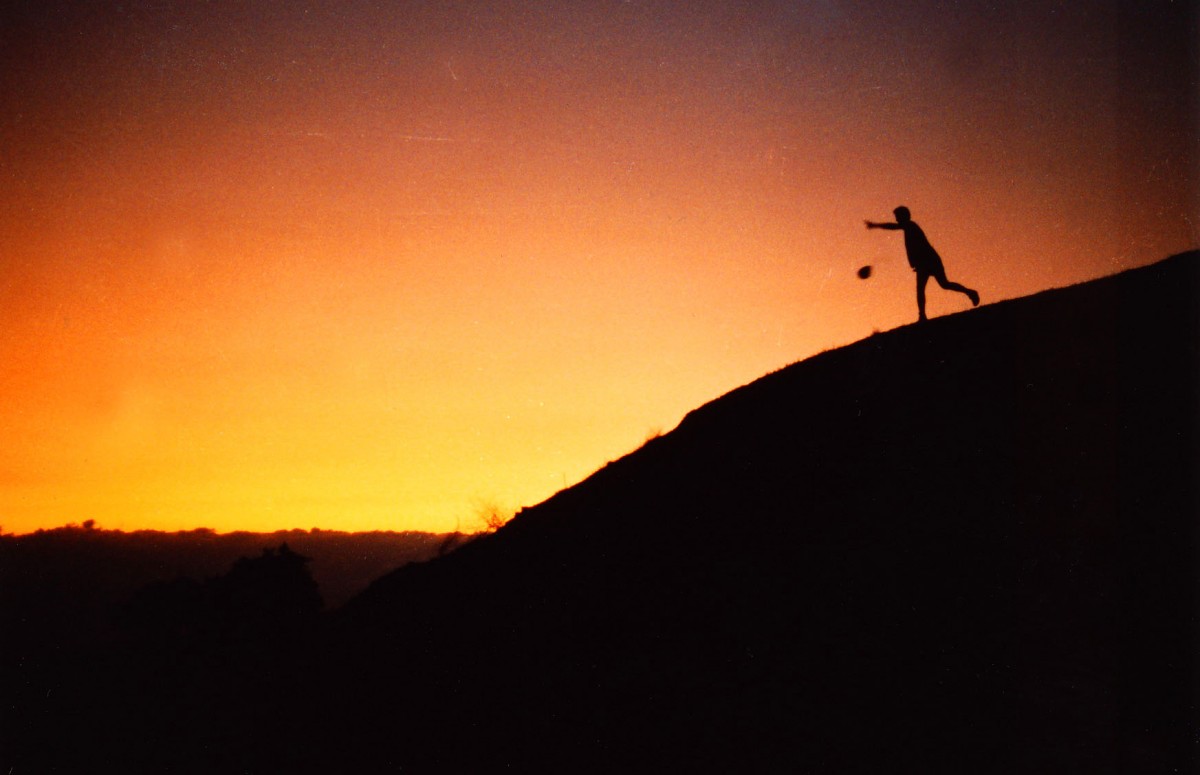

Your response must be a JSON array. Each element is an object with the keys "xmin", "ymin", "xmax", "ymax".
[{"xmin": 864, "ymin": 220, "xmax": 876, "ymax": 229}]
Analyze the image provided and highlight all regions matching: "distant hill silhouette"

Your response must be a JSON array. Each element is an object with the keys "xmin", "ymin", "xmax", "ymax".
[
  {"xmin": 6, "ymin": 252, "xmax": 1196, "ymax": 773},
  {"xmin": 0, "ymin": 526, "xmax": 452, "ymax": 616}
]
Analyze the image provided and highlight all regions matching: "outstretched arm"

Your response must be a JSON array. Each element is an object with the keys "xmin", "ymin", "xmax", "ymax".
[{"xmin": 865, "ymin": 220, "xmax": 901, "ymax": 230}]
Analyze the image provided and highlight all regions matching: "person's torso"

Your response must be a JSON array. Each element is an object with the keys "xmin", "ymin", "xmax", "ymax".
[{"xmin": 902, "ymin": 222, "xmax": 941, "ymax": 269}]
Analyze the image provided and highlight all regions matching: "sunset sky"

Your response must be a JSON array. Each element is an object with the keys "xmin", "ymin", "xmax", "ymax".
[{"xmin": 1, "ymin": 1, "xmax": 1195, "ymax": 534}]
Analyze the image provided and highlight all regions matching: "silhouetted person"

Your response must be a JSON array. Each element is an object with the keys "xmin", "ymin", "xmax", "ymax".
[{"xmin": 866, "ymin": 206, "xmax": 980, "ymax": 321}]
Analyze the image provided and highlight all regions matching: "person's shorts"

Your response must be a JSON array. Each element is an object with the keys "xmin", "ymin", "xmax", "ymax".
[{"xmin": 913, "ymin": 258, "xmax": 946, "ymax": 276}]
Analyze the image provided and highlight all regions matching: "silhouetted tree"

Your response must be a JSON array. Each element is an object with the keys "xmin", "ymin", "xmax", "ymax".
[
  {"xmin": 210, "ymin": 543, "xmax": 323, "ymax": 634},
  {"xmin": 119, "ymin": 543, "xmax": 322, "ymax": 649}
]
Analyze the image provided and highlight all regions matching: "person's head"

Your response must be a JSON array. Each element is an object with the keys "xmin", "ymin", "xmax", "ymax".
[{"xmin": 893, "ymin": 206, "xmax": 911, "ymax": 222}]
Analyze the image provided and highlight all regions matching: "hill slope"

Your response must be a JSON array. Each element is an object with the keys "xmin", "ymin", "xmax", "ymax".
[
  {"xmin": 327, "ymin": 252, "xmax": 1197, "ymax": 773},
  {"xmin": 15, "ymin": 253, "xmax": 1196, "ymax": 774}
]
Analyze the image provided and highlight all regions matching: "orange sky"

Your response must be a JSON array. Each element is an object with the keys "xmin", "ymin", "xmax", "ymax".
[{"xmin": 1, "ymin": 2, "xmax": 1195, "ymax": 534}]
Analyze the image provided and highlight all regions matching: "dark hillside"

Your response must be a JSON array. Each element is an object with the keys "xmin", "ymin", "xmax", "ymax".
[
  {"xmin": 324, "ymin": 251, "xmax": 1197, "ymax": 773},
  {"xmin": 12, "ymin": 252, "xmax": 1196, "ymax": 774}
]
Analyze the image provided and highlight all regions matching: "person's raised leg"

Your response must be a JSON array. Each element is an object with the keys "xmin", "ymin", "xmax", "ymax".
[{"xmin": 933, "ymin": 270, "xmax": 979, "ymax": 306}]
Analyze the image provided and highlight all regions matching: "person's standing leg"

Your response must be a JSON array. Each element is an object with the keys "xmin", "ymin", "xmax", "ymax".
[{"xmin": 917, "ymin": 271, "xmax": 930, "ymax": 321}]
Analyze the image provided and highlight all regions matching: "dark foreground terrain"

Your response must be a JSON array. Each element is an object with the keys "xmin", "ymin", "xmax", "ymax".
[{"xmin": 5, "ymin": 252, "xmax": 1197, "ymax": 773}]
